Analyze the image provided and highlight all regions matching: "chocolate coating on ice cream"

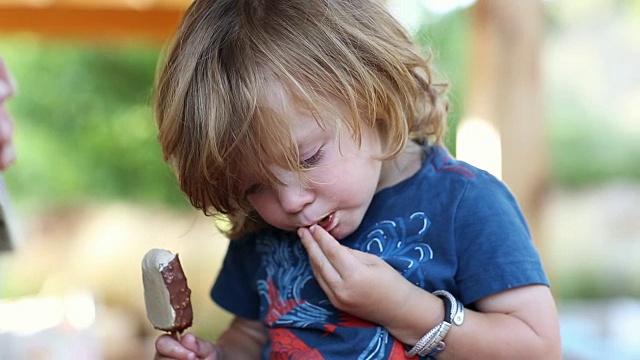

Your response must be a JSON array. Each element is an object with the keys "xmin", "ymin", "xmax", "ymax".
[
  {"xmin": 161, "ymin": 255, "xmax": 193, "ymax": 332},
  {"xmin": 142, "ymin": 248, "xmax": 193, "ymax": 334}
]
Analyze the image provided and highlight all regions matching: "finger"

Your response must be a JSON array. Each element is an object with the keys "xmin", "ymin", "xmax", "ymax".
[
  {"xmin": 348, "ymin": 247, "xmax": 383, "ymax": 266},
  {"xmin": 179, "ymin": 333, "xmax": 199, "ymax": 353},
  {"xmin": 155, "ymin": 334, "xmax": 197, "ymax": 360},
  {"xmin": 306, "ymin": 225, "xmax": 359, "ymax": 276},
  {"xmin": 299, "ymin": 227, "xmax": 342, "ymax": 284},
  {"xmin": 180, "ymin": 333, "xmax": 218, "ymax": 358}
]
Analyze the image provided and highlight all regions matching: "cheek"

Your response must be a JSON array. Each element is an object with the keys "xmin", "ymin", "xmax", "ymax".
[
  {"xmin": 317, "ymin": 159, "xmax": 380, "ymax": 198},
  {"xmin": 248, "ymin": 192, "xmax": 277, "ymax": 217},
  {"xmin": 248, "ymin": 190, "xmax": 297, "ymax": 230}
]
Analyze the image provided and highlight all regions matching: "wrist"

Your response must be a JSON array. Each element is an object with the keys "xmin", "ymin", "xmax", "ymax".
[
  {"xmin": 383, "ymin": 285, "xmax": 444, "ymax": 345},
  {"xmin": 405, "ymin": 290, "xmax": 465, "ymax": 358}
]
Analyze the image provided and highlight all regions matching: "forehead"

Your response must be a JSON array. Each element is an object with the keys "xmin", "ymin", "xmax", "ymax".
[
  {"xmin": 233, "ymin": 82, "xmax": 322, "ymax": 184},
  {"xmin": 262, "ymin": 81, "xmax": 330, "ymax": 142}
]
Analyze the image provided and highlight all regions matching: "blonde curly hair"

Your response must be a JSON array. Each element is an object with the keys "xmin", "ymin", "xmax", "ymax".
[{"xmin": 154, "ymin": 0, "xmax": 449, "ymax": 238}]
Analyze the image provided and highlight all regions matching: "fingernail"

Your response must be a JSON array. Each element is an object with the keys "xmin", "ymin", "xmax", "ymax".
[{"xmin": 309, "ymin": 225, "xmax": 317, "ymax": 233}]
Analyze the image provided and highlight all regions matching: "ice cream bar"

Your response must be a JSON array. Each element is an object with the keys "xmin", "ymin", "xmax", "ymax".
[{"xmin": 142, "ymin": 248, "xmax": 193, "ymax": 334}]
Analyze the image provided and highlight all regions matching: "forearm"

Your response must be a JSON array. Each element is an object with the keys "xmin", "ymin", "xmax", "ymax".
[
  {"xmin": 216, "ymin": 317, "xmax": 266, "ymax": 360},
  {"xmin": 382, "ymin": 285, "xmax": 562, "ymax": 360},
  {"xmin": 299, "ymin": 226, "xmax": 561, "ymax": 358},
  {"xmin": 435, "ymin": 309, "xmax": 561, "ymax": 360}
]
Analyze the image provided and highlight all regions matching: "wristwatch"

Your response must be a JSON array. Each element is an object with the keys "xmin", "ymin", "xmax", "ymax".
[{"xmin": 405, "ymin": 290, "xmax": 465, "ymax": 357}]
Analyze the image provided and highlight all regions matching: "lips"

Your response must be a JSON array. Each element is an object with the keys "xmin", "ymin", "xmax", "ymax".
[{"xmin": 317, "ymin": 212, "xmax": 336, "ymax": 231}]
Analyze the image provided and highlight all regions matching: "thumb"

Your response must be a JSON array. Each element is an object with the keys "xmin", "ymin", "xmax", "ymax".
[
  {"xmin": 180, "ymin": 333, "xmax": 220, "ymax": 359},
  {"xmin": 179, "ymin": 333, "xmax": 199, "ymax": 357}
]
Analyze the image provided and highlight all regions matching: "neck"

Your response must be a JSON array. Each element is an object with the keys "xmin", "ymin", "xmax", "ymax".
[{"xmin": 377, "ymin": 141, "xmax": 423, "ymax": 192}]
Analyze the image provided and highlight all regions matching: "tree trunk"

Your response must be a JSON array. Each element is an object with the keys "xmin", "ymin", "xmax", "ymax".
[{"xmin": 458, "ymin": 0, "xmax": 548, "ymax": 248}]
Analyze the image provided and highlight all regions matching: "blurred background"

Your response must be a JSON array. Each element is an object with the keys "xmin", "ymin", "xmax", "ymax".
[{"xmin": 0, "ymin": 0, "xmax": 638, "ymax": 359}]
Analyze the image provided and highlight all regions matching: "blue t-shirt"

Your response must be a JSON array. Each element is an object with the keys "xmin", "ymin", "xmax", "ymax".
[{"xmin": 211, "ymin": 145, "xmax": 548, "ymax": 359}]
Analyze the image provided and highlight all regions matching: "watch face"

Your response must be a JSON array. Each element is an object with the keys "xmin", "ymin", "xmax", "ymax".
[
  {"xmin": 434, "ymin": 290, "xmax": 465, "ymax": 326},
  {"xmin": 453, "ymin": 306, "xmax": 465, "ymax": 326}
]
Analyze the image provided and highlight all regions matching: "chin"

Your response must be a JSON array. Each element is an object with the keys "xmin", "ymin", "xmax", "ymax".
[{"xmin": 331, "ymin": 226, "xmax": 353, "ymax": 241}]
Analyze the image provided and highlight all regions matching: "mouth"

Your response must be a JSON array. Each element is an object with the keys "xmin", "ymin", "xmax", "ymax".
[{"xmin": 317, "ymin": 212, "xmax": 336, "ymax": 231}]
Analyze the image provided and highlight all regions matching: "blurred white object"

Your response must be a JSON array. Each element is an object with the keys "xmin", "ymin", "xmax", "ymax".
[
  {"xmin": 560, "ymin": 298, "xmax": 640, "ymax": 360},
  {"xmin": 0, "ymin": 291, "xmax": 101, "ymax": 359}
]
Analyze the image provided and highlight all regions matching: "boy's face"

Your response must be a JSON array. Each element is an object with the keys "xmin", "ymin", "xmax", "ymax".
[{"xmin": 245, "ymin": 88, "xmax": 383, "ymax": 240}]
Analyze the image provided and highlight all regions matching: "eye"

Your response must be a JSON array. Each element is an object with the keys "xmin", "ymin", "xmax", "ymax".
[
  {"xmin": 301, "ymin": 149, "xmax": 324, "ymax": 168},
  {"xmin": 245, "ymin": 183, "xmax": 265, "ymax": 197}
]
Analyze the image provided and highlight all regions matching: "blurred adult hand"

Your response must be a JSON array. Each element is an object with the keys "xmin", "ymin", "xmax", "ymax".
[{"xmin": 0, "ymin": 58, "xmax": 17, "ymax": 170}]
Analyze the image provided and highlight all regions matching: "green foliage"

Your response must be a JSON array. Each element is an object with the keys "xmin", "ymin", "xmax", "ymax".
[
  {"xmin": 552, "ymin": 267, "xmax": 640, "ymax": 300},
  {"xmin": 1, "ymin": 6, "xmax": 636, "ymax": 213},
  {"xmin": 549, "ymin": 110, "xmax": 640, "ymax": 187},
  {"xmin": 0, "ymin": 14, "xmax": 473, "ymax": 212},
  {"xmin": 0, "ymin": 36, "xmax": 189, "ymax": 211},
  {"xmin": 414, "ymin": 10, "xmax": 471, "ymax": 154}
]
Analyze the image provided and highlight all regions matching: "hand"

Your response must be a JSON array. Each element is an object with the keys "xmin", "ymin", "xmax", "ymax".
[
  {"xmin": 0, "ymin": 58, "xmax": 16, "ymax": 170},
  {"xmin": 154, "ymin": 333, "xmax": 221, "ymax": 360},
  {"xmin": 298, "ymin": 225, "xmax": 418, "ymax": 327}
]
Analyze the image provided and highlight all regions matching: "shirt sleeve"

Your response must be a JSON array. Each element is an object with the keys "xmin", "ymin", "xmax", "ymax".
[
  {"xmin": 210, "ymin": 235, "xmax": 261, "ymax": 320},
  {"xmin": 453, "ymin": 170, "xmax": 549, "ymax": 305}
]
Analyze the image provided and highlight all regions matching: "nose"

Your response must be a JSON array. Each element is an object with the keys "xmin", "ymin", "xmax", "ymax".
[{"xmin": 277, "ymin": 181, "xmax": 314, "ymax": 214}]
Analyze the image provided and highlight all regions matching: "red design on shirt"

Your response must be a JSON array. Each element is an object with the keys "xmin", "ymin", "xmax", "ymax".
[
  {"xmin": 269, "ymin": 328, "xmax": 324, "ymax": 360},
  {"xmin": 264, "ymin": 277, "xmax": 408, "ymax": 359},
  {"xmin": 265, "ymin": 279, "xmax": 302, "ymax": 326},
  {"xmin": 389, "ymin": 338, "xmax": 415, "ymax": 359},
  {"xmin": 338, "ymin": 312, "xmax": 376, "ymax": 328}
]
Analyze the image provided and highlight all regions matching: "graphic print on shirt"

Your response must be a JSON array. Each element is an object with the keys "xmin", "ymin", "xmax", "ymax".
[
  {"xmin": 356, "ymin": 212, "xmax": 433, "ymax": 288},
  {"xmin": 257, "ymin": 238, "xmax": 327, "ymax": 359},
  {"xmin": 257, "ymin": 212, "xmax": 433, "ymax": 359}
]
